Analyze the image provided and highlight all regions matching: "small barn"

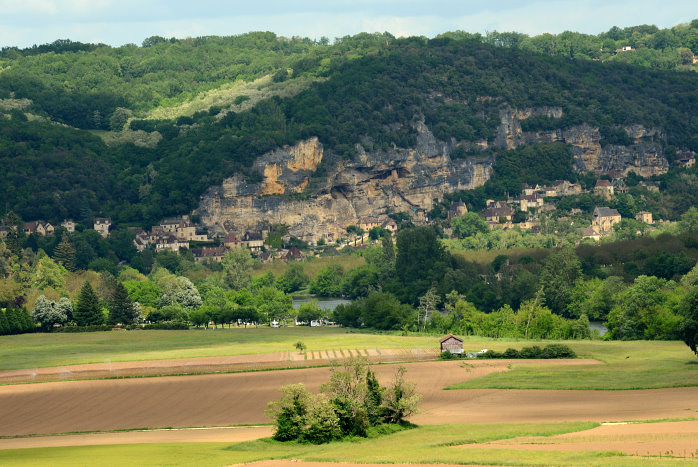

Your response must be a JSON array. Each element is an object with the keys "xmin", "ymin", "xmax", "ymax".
[{"xmin": 439, "ymin": 334, "xmax": 463, "ymax": 354}]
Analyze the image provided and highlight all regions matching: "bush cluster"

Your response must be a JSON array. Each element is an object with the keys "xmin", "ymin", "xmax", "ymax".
[
  {"xmin": 266, "ymin": 358, "xmax": 421, "ymax": 444},
  {"xmin": 476, "ymin": 344, "xmax": 577, "ymax": 359}
]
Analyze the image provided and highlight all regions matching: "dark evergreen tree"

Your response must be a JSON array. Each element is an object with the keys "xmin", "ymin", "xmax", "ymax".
[
  {"xmin": 53, "ymin": 232, "xmax": 77, "ymax": 272},
  {"xmin": 108, "ymin": 282, "xmax": 138, "ymax": 325},
  {"xmin": 74, "ymin": 281, "xmax": 104, "ymax": 326},
  {"xmin": 3, "ymin": 212, "xmax": 23, "ymax": 257},
  {"xmin": 0, "ymin": 310, "xmax": 9, "ymax": 335}
]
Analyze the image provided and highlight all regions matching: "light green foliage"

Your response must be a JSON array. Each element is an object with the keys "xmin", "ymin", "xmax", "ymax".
[
  {"xmin": 222, "ymin": 249, "xmax": 254, "ymax": 290},
  {"xmin": 308, "ymin": 264, "xmax": 343, "ymax": 296},
  {"xmin": 118, "ymin": 266, "xmax": 147, "ymax": 282},
  {"xmin": 255, "ymin": 286, "xmax": 293, "ymax": 323},
  {"xmin": 31, "ymin": 295, "xmax": 68, "ymax": 330},
  {"xmin": 450, "ymin": 212, "xmax": 489, "ymax": 238},
  {"xmin": 382, "ymin": 366, "xmax": 422, "ymax": 424},
  {"xmin": 679, "ymin": 206, "xmax": 698, "ymax": 233},
  {"xmin": 565, "ymin": 276, "xmax": 626, "ymax": 320},
  {"xmin": 296, "ymin": 301, "xmax": 324, "ymax": 323},
  {"xmin": 612, "ymin": 218, "xmax": 647, "ymax": 241},
  {"xmin": 123, "ymin": 280, "xmax": 161, "ymax": 308},
  {"xmin": 157, "ymin": 275, "xmax": 202, "ymax": 310},
  {"xmin": 538, "ymin": 246, "xmax": 582, "ymax": 315},
  {"xmin": 251, "ymin": 271, "xmax": 275, "ymax": 290},
  {"xmin": 31, "ymin": 251, "xmax": 67, "ymax": 292},
  {"xmin": 607, "ymin": 275, "xmax": 682, "ymax": 340},
  {"xmin": 274, "ymin": 263, "xmax": 309, "ymax": 294}
]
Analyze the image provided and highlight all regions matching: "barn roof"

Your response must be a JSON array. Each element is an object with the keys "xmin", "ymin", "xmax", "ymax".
[{"xmin": 439, "ymin": 334, "xmax": 463, "ymax": 343}]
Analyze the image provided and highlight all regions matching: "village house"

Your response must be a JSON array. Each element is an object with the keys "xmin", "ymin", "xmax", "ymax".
[
  {"xmin": 61, "ymin": 219, "xmax": 76, "ymax": 233},
  {"xmin": 615, "ymin": 45, "xmax": 635, "ymax": 53},
  {"xmin": 447, "ymin": 201, "xmax": 468, "ymax": 220},
  {"xmin": 160, "ymin": 219, "xmax": 207, "ymax": 242},
  {"xmin": 23, "ymin": 221, "xmax": 54, "ymax": 237},
  {"xmin": 636, "ymin": 211, "xmax": 653, "ymax": 224},
  {"xmin": 357, "ymin": 214, "xmax": 397, "ymax": 234},
  {"xmin": 258, "ymin": 252, "xmax": 273, "ymax": 263},
  {"xmin": 593, "ymin": 180, "xmax": 614, "ymax": 200},
  {"xmin": 638, "ymin": 181, "xmax": 660, "ymax": 193},
  {"xmin": 439, "ymin": 334, "xmax": 463, "ymax": 355},
  {"xmin": 155, "ymin": 234, "xmax": 188, "ymax": 252},
  {"xmin": 592, "ymin": 207, "xmax": 622, "ymax": 233},
  {"xmin": 481, "ymin": 205, "xmax": 514, "ymax": 223},
  {"xmin": 552, "ymin": 180, "xmax": 582, "ymax": 196},
  {"xmin": 581, "ymin": 226, "xmax": 601, "ymax": 242},
  {"xmin": 516, "ymin": 193, "xmax": 545, "ymax": 211},
  {"xmin": 93, "ymin": 217, "xmax": 111, "ymax": 238},
  {"xmin": 242, "ymin": 231, "xmax": 264, "ymax": 252},
  {"xmin": 192, "ymin": 246, "xmax": 227, "ymax": 263},
  {"xmin": 283, "ymin": 246, "xmax": 303, "ymax": 261},
  {"xmin": 224, "ymin": 232, "xmax": 243, "ymax": 249},
  {"xmin": 676, "ymin": 151, "xmax": 695, "ymax": 168}
]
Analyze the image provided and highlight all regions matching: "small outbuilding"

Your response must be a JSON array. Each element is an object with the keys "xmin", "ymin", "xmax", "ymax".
[{"xmin": 439, "ymin": 334, "xmax": 464, "ymax": 355}]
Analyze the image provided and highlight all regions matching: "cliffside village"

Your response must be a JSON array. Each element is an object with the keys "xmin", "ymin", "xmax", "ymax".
[{"xmin": 4, "ymin": 149, "xmax": 695, "ymax": 264}]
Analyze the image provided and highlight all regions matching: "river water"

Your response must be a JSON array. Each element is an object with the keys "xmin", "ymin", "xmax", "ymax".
[{"xmin": 292, "ymin": 297, "xmax": 351, "ymax": 310}]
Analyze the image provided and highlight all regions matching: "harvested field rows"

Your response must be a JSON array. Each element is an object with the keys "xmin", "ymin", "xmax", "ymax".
[
  {"xmin": 4, "ymin": 357, "xmax": 698, "ymax": 441},
  {"xmin": 0, "ymin": 348, "xmax": 438, "ymax": 384}
]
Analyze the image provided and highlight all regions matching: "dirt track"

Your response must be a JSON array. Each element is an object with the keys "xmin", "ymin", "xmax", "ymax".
[{"xmin": 3, "ymin": 357, "xmax": 698, "ymax": 443}]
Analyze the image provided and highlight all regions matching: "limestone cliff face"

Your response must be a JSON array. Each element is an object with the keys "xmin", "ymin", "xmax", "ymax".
[
  {"xmin": 197, "ymin": 125, "xmax": 493, "ymax": 244},
  {"xmin": 197, "ymin": 107, "xmax": 669, "ymax": 243},
  {"xmin": 496, "ymin": 107, "xmax": 668, "ymax": 177}
]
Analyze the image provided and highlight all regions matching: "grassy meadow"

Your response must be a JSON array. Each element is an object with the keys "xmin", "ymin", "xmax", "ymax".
[
  {"xmin": 0, "ymin": 327, "xmax": 433, "ymax": 371},
  {"xmin": 2, "ymin": 327, "xmax": 697, "ymax": 391},
  {"xmin": 3, "ymin": 421, "xmax": 697, "ymax": 467}
]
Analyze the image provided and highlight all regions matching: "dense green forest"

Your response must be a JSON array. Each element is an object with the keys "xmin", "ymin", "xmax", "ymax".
[{"xmin": 2, "ymin": 25, "xmax": 698, "ymax": 225}]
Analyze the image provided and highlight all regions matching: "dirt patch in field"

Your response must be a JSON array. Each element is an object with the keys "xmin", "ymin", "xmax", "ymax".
[
  {"xmin": 0, "ymin": 426, "xmax": 274, "ymax": 450},
  {"xmin": 0, "ymin": 349, "xmax": 439, "ymax": 384},
  {"xmin": 8, "ymin": 357, "xmax": 698, "ymax": 441},
  {"xmin": 456, "ymin": 420, "xmax": 698, "ymax": 458}
]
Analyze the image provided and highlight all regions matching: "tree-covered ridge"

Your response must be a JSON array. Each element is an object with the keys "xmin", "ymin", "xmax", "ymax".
[
  {"xmin": 1, "ymin": 31, "xmax": 698, "ymax": 225},
  {"xmin": 441, "ymin": 19, "xmax": 698, "ymax": 71}
]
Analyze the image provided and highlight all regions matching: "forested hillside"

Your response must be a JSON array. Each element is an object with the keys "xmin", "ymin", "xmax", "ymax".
[{"xmin": 1, "ymin": 24, "xmax": 698, "ymax": 225}]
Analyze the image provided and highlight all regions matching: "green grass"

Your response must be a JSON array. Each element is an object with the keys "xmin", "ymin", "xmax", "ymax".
[
  {"xmin": 252, "ymin": 254, "xmax": 366, "ymax": 280},
  {"xmin": 3, "ymin": 421, "xmax": 696, "ymax": 466},
  {"xmin": 448, "ymin": 339, "xmax": 698, "ymax": 390},
  {"xmin": 0, "ymin": 328, "xmax": 433, "ymax": 371}
]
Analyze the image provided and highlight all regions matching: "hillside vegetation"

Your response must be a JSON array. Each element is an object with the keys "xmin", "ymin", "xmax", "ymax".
[{"xmin": 0, "ymin": 23, "xmax": 697, "ymax": 226}]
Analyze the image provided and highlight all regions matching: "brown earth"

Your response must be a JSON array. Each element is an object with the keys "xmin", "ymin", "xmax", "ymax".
[
  {"xmin": 457, "ymin": 420, "xmax": 698, "ymax": 457},
  {"xmin": 4, "ymin": 357, "xmax": 698, "ymax": 438}
]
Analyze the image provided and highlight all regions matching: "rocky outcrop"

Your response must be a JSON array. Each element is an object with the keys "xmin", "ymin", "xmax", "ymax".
[
  {"xmin": 496, "ymin": 107, "xmax": 668, "ymax": 177},
  {"xmin": 197, "ymin": 108, "xmax": 669, "ymax": 243},
  {"xmin": 197, "ymin": 125, "xmax": 493, "ymax": 244}
]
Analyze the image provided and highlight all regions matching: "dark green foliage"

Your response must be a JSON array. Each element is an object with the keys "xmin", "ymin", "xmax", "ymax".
[
  {"xmin": 2, "ymin": 33, "xmax": 698, "ymax": 225},
  {"xmin": 395, "ymin": 227, "xmax": 449, "ymax": 303},
  {"xmin": 476, "ymin": 344, "xmax": 576, "ymax": 359},
  {"xmin": 52, "ymin": 233, "xmax": 76, "ymax": 272},
  {"xmin": 74, "ymin": 281, "xmax": 104, "ymax": 326},
  {"xmin": 678, "ymin": 287, "xmax": 698, "ymax": 357},
  {"xmin": 2, "ymin": 307, "xmax": 34, "ymax": 335},
  {"xmin": 108, "ymin": 282, "xmax": 138, "ymax": 325},
  {"xmin": 439, "ymin": 350, "xmax": 457, "ymax": 360},
  {"xmin": 275, "ymin": 263, "xmax": 309, "ymax": 293}
]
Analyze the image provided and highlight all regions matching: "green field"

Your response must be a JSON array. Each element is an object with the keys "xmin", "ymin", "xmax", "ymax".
[
  {"xmin": 2, "ymin": 329, "xmax": 698, "ymax": 391},
  {"xmin": 2, "ymin": 421, "xmax": 696, "ymax": 467},
  {"xmin": 447, "ymin": 339, "xmax": 698, "ymax": 390},
  {"xmin": 0, "ymin": 327, "xmax": 434, "ymax": 370}
]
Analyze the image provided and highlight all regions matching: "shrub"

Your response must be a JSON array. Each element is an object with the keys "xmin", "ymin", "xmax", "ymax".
[
  {"xmin": 519, "ymin": 345, "xmax": 544, "ymax": 359},
  {"xmin": 439, "ymin": 349, "xmax": 456, "ymax": 360},
  {"xmin": 541, "ymin": 343, "xmax": 577, "ymax": 358},
  {"xmin": 502, "ymin": 348, "xmax": 520, "ymax": 358}
]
